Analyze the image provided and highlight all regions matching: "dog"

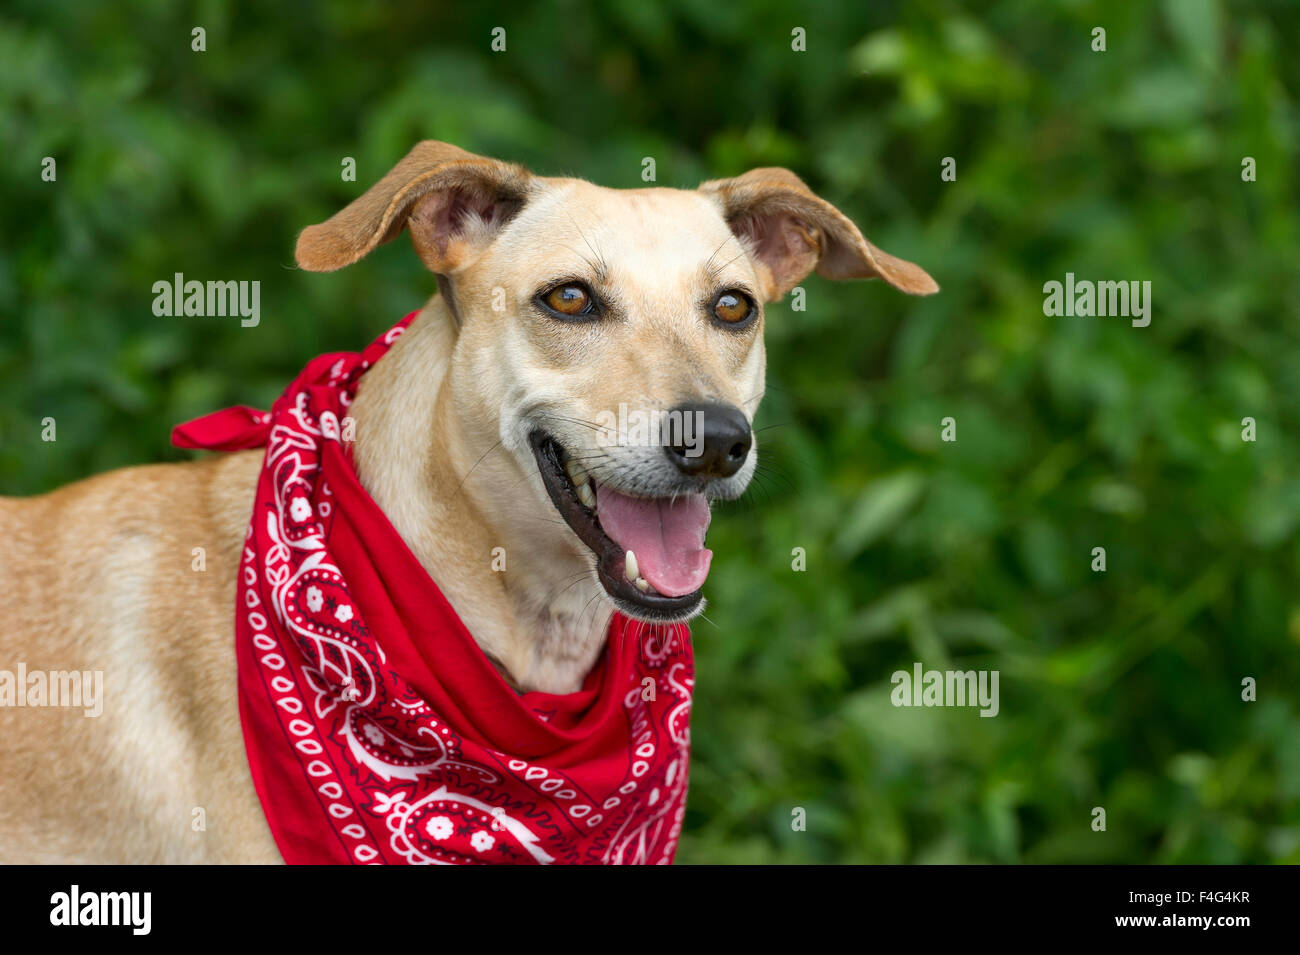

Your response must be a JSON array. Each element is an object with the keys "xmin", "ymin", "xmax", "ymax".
[{"xmin": 0, "ymin": 141, "xmax": 936, "ymax": 862}]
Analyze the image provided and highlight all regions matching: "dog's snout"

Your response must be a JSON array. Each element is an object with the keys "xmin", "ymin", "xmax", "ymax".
[{"xmin": 663, "ymin": 402, "xmax": 752, "ymax": 479}]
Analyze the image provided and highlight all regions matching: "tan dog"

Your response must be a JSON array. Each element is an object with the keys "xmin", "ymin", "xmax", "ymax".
[{"xmin": 0, "ymin": 141, "xmax": 935, "ymax": 863}]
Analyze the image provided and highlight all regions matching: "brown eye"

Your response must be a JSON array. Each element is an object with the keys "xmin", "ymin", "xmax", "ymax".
[
  {"xmin": 543, "ymin": 284, "xmax": 593, "ymax": 317},
  {"xmin": 713, "ymin": 290, "xmax": 754, "ymax": 325}
]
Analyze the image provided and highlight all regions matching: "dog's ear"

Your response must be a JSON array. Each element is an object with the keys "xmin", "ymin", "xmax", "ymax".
[
  {"xmin": 296, "ymin": 141, "xmax": 533, "ymax": 274},
  {"xmin": 698, "ymin": 167, "xmax": 937, "ymax": 301}
]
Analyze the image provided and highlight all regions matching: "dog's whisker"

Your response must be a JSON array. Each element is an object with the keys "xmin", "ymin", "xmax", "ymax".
[
  {"xmin": 535, "ymin": 411, "xmax": 616, "ymax": 436},
  {"xmin": 711, "ymin": 247, "xmax": 749, "ymax": 276},
  {"xmin": 694, "ymin": 609, "xmax": 720, "ymax": 630},
  {"xmin": 702, "ymin": 234, "xmax": 734, "ymax": 283},
  {"xmin": 559, "ymin": 211, "xmax": 610, "ymax": 281},
  {"xmin": 450, "ymin": 438, "xmax": 506, "ymax": 501}
]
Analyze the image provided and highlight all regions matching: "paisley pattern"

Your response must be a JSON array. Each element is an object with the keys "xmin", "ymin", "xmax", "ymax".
[{"xmin": 173, "ymin": 313, "xmax": 694, "ymax": 865}]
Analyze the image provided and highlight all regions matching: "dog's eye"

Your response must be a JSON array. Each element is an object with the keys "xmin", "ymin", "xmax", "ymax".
[
  {"xmin": 713, "ymin": 290, "xmax": 754, "ymax": 326},
  {"xmin": 542, "ymin": 283, "xmax": 594, "ymax": 318}
]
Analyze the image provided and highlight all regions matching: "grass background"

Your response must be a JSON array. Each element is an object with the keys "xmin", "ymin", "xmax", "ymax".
[{"xmin": 2, "ymin": 0, "xmax": 1298, "ymax": 862}]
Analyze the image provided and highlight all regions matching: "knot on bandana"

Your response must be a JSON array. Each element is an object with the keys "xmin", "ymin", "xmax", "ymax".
[{"xmin": 173, "ymin": 312, "xmax": 694, "ymax": 865}]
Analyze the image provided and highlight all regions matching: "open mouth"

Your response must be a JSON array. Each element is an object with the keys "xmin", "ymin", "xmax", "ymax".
[{"xmin": 529, "ymin": 431, "xmax": 712, "ymax": 621}]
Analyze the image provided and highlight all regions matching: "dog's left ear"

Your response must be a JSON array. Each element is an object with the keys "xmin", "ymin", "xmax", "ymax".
[
  {"xmin": 296, "ymin": 140, "xmax": 534, "ymax": 274},
  {"xmin": 699, "ymin": 167, "xmax": 938, "ymax": 301}
]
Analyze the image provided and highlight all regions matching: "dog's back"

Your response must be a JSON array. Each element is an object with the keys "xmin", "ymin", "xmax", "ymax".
[{"xmin": 0, "ymin": 451, "xmax": 279, "ymax": 862}]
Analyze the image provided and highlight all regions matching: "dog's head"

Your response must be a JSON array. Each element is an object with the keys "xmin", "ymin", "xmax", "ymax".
[{"xmin": 297, "ymin": 141, "xmax": 936, "ymax": 624}]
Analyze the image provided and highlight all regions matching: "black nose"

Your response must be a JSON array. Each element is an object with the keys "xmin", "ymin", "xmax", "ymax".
[{"xmin": 662, "ymin": 402, "xmax": 752, "ymax": 479}]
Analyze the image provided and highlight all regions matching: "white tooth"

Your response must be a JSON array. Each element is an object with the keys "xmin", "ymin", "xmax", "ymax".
[
  {"xmin": 625, "ymin": 550, "xmax": 639, "ymax": 582},
  {"xmin": 565, "ymin": 458, "xmax": 588, "ymax": 486},
  {"xmin": 635, "ymin": 577, "xmax": 651, "ymax": 593},
  {"xmin": 576, "ymin": 482, "xmax": 596, "ymax": 509}
]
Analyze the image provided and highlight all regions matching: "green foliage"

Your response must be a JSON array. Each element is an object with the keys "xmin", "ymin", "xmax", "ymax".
[{"xmin": 2, "ymin": 0, "xmax": 1297, "ymax": 862}]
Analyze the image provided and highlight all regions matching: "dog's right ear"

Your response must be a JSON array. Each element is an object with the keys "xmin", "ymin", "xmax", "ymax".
[
  {"xmin": 296, "ymin": 141, "xmax": 533, "ymax": 274},
  {"xmin": 699, "ymin": 167, "xmax": 938, "ymax": 301}
]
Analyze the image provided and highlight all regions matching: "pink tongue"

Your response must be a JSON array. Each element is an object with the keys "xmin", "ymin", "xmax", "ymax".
[{"xmin": 596, "ymin": 488, "xmax": 712, "ymax": 597}]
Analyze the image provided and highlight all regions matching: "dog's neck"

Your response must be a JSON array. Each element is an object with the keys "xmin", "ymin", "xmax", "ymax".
[{"xmin": 347, "ymin": 296, "xmax": 612, "ymax": 694}]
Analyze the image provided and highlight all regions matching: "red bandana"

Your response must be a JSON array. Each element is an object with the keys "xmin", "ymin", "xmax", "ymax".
[{"xmin": 173, "ymin": 313, "xmax": 693, "ymax": 864}]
